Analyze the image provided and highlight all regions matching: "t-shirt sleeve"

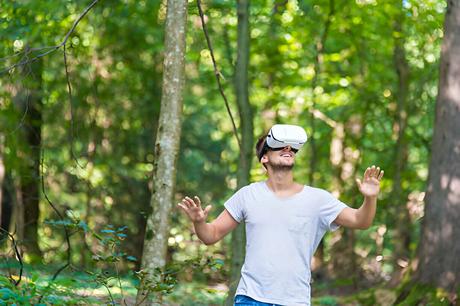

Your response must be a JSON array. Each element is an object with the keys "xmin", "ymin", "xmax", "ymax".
[
  {"xmin": 320, "ymin": 194, "xmax": 348, "ymax": 231},
  {"xmin": 223, "ymin": 187, "xmax": 247, "ymax": 223}
]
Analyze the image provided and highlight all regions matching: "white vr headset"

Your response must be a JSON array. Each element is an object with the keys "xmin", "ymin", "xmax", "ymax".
[{"xmin": 258, "ymin": 124, "xmax": 308, "ymax": 160}]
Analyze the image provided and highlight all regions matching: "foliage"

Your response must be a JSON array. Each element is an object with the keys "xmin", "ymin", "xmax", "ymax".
[
  {"xmin": 136, "ymin": 256, "xmax": 224, "ymax": 303},
  {"xmin": 0, "ymin": 0, "xmax": 451, "ymax": 302},
  {"xmin": 0, "ymin": 273, "xmax": 100, "ymax": 305},
  {"xmin": 1, "ymin": 219, "xmax": 225, "ymax": 305},
  {"xmin": 395, "ymin": 282, "xmax": 457, "ymax": 305},
  {"xmin": 312, "ymin": 295, "xmax": 339, "ymax": 306},
  {"xmin": 1, "ymin": 219, "xmax": 136, "ymax": 305}
]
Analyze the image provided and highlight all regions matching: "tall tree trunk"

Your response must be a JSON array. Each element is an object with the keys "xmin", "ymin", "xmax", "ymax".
[
  {"xmin": 0, "ymin": 134, "xmax": 4, "ymax": 229},
  {"xmin": 326, "ymin": 122, "xmax": 345, "ymax": 278},
  {"xmin": 0, "ymin": 174, "xmax": 14, "ymax": 245},
  {"xmin": 414, "ymin": 0, "xmax": 460, "ymax": 293},
  {"xmin": 14, "ymin": 177, "xmax": 24, "ymax": 244},
  {"xmin": 390, "ymin": 1, "xmax": 412, "ymax": 283},
  {"xmin": 307, "ymin": 0, "xmax": 334, "ymax": 186},
  {"xmin": 0, "ymin": 137, "xmax": 13, "ymax": 245},
  {"xmin": 261, "ymin": 0, "xmax": 287, "ymax": 126},
  {"xmin": 136, "ymin": 0, "xmax": 187, "ymax": 304},
  {"xmin": 328, "ymin": 122, "xmax": 362, "ymax": 287},
  {"xmin": 306, "ymin": 0, "xmax": 335, "ymax": 273},
  {"xmin": 226, "ymin": 0, "xmax": 252, "ymax": 304},
  {"xmin": 17, "ymin": 58, "xmax": 43, "ymax": 261}
]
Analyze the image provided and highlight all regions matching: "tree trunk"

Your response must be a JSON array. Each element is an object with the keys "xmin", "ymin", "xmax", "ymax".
[
  {"xmin": 226, "ymin": 1, "xmax": 252, "ymax": 304},
  {"xmin": 307, "ymin": 0, "xmax": 335, "ymax": 273},
  {"xmin": 16, "ymin": 58, "xmax": 43, "ymax": 261},
  {"xmin": 0, "ymin": 137, "xmax": 13, "ymax": 245},
  {"xmin": 0, "ymin": 174, "xmax": 14, "ymax": 245},
  {"xmin": 0, "ymin": 134, "xmax": 4, "ymax": 229},
  {"xmin": 390, "ymin": 1, "xmax": 412, "ymax": 283},
  {"xmin": 413, "ymin": 0, "xmax": 460, "ymax": 293},
  {"xmin": 307, "ymin": 0, "xmax": 334, "ymax": 186},
  {"xmin": 135, "ymin": 0, "xmax": 187, "ymax": 304},
  {"xmin": 261, "ymin": 0, "xmax": 288, "ymax": 127},
  {"xmin": 14, "ymin": 177, "xmax": 24, "ymax": 244},
  {"xmin": 328, "ymin": 122, "xmax": 362, "ymax": 287}
]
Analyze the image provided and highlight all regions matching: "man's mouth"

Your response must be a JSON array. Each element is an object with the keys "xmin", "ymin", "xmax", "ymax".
[{"xmin": 281, "ymin": 153, "xmax": 293, "ymax": 158}]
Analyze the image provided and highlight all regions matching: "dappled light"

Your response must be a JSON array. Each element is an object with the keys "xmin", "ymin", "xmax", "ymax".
[{"xmin": 0, "ymin": 0, "xmax": 458, "ymax": 305}]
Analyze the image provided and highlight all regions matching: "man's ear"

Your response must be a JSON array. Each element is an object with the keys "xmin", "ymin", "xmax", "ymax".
[
  {"xmin": 261, "ymin": 155, "xmax": 268, "ymax": 164},
  {"xmin": 260, "ymin": 155, "xmax": 268, "ymax": 172}
]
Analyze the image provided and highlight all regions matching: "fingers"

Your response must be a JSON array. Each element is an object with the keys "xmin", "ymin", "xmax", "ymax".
[
  {"xmin": 194, "ymin": 196, "xmax": 202, "ymax": 207},
  {"xmin": 372, "ymin": 166, "xmax": 383, "ymax": 180},
  {"xmin": 204, "ymin": 205, "xmax": 212, "ymax": 214},
  {"xmin": 177, "ymin": 196, "xmax": 209, "ymax": 223},
  {"xmin": 186, "ymin": 196, "xmax": 196, "ymax": 207},
  {"xmin": 181, "ymin": 196, "xmax": 197, "ymax": 208},
  {"xmin": 177, "ymin": 202, "xmax": 187, "ymax": 212},
  {"xmin": 371, "ymin": 165, "xmax": 377, "ymax": 178},
  {"xmin": 371, "ymin": 165, "xmax": 377, "ymax": 177},
  {"xmin": 364, "ymin": 165, "xmax": 384, "ymax": 180},
  {"xmin": 178, "ymin": 196, "xmax": 204, "ymax": 210},
  {"xmin": 180, "ymin": 198, "xmax": 192, "ymax": 209},
  {"xmin": 364, "ymin": 167, "xmax": 371, "ymax": 180}
]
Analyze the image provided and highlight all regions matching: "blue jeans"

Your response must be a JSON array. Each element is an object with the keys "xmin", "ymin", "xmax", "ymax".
[{"xmin": 234, "ymin": 295, "xmax": 282, "ymax": 306}]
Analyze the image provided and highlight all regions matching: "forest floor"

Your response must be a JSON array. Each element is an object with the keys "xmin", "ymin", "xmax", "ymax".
[{"xmin": 0, "ymin": 260, "xmax": 400, "ymax": 305}]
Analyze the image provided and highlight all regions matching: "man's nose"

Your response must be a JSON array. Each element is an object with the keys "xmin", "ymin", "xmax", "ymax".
[{"xmin": 282, "ymin": 145, "xmax": 292, "ymax": 152}]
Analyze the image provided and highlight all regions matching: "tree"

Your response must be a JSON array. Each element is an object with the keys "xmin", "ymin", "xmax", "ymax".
[
  {"xmin": 0, "ymin": 134, "xmax": 4, "ymax": 229},
  {"xmin": 398, "ymin": 0, "xmax": 460, "ymax": 301},
  {"xmin": 16, "ymin": 59, "xmax": 43, "ymax": 260},
  {"xmin": 390, "ymin": 0, "xmax": 412, "ymax": 282},
  {"xmin": 135, "ymin": 0, "xmax": 188, "ymax": 304},
  {"xmin": 415, "ymin": 0, "xmax": 460, "ymax": 292},
  {"xmin": 226, "ymin": 0, "xmax": 253, "ymax": 304}
]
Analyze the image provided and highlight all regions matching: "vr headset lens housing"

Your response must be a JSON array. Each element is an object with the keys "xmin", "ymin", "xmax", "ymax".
[{"xmin": 259, "ymin": 124, "xmax": 308, "ymax": 160}]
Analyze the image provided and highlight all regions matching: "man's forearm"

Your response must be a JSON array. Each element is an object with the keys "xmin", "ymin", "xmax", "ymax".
[
  {"xmin": 355, "ymin": 196, "xmax": 377, "ymax": 229},
  {"xmin": 193, "ymin": 221, "xmax": 218, "ymax": 245}
]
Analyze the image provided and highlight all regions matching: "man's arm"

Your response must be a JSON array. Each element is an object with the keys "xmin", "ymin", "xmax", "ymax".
[
  {"xmin": 178, "ymin": 196, "xmax": 239, "ymax": 245},
  {"xmin": 193, "ymin": 209, "xmax": 239, "ymax": 245},
  {"xmin": 334, "ymin": 165, "xmax": 384, "ymax": 230},
  {"xmin": 334, "ymin": 196, "xmax": 377, "ymax": 229}
]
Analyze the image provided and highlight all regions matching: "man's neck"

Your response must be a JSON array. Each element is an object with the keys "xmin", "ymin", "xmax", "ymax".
[{"xmin": 266, "ymin": 170, "xmax": 297, "ymax": 193}]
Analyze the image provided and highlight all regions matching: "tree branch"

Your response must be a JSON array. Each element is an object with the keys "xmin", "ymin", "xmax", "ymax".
[
  {"xmin": 62, "ymin": 44, "xmax": 84, "ymax": 169},
  {"xmin": 196, "ymin": 0, "xmax": 242, "ymax": 151},
  {"xmin": 0, "ymin": 0, "xmax": 100, "ymax": 74},
  {"xmin": 40, "ymin": 150, "xmax": 72, "ymax": 281},
  {"xmin": 0, "ymin": 228, "xmax": 23, "ymax": 286}
]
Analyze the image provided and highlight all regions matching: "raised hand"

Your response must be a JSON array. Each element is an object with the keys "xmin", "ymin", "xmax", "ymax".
[
  {"xmin": 356, "ymin": 165, "xmax": 384, "ymax": 198},
  {"xmin": 177, "ymin": 196, "xmax": 212, "ymax": 224}
]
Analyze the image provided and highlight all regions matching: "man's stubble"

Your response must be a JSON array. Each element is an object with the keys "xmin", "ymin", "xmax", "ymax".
[{"xmin": 266, "ymin": 160, "xmax": 294, "ymax": 172}]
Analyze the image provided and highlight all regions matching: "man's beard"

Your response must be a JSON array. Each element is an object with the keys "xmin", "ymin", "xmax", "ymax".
[{"xmin": 267, "ymin": 160, "xmax": 294, "ymax": 172}]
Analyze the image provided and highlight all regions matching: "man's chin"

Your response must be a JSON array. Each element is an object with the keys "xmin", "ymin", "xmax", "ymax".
[{"xmin": 269, "ymin": 162, "xmax": 294, "ymax": 171}]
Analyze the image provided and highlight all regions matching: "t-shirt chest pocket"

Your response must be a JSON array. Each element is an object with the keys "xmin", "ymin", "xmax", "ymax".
[{"xmin": 288, "ymin": 215, "xmax": 312, "ymax": 234}]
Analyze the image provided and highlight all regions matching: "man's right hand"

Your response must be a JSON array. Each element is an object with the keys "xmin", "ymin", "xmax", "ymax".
[{"xmin": 177, "ymin": 196, "xmax": 212, "ymax": 224}]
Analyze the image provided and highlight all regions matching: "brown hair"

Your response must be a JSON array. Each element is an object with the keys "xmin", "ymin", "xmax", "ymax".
[{"xmin": 255, "ymin": 134, "xmax": 268, "ymax": 168}]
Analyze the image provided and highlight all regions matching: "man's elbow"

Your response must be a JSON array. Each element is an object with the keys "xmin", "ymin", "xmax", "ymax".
[
  {"xmin": 353, "ymin": 212, "xmax": 374, "ymax": 229},
  {"xmin": 356, "ymin": 221, "xmax": 372, "ymax": 230},
  {"xmin": 200, "ymin": 234, "xmax": 221, "ymax": 245},
  {"xmin": 202, "ymin": 239, "xmax": 217, "ymax": 246}
]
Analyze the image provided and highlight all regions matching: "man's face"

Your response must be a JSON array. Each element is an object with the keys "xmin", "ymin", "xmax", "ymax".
[{"xmin": 263, "ymin": 146, "xmax": 296, "ymax": 171}]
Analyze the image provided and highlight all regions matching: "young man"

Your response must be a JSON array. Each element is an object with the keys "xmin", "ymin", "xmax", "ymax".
[{"xmin": 178, "ymin": 124, "xmax": 384, "ymax": 306}]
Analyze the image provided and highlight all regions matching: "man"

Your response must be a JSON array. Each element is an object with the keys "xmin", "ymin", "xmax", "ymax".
[{"xmin": 178, "ymin": 124, "xmax": 384, "ymax": 305}]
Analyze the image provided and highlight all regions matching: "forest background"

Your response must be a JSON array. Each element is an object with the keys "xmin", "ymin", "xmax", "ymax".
[{"xmin": 0, "ymin": 0, "xmax": 458, "ymax": 305}]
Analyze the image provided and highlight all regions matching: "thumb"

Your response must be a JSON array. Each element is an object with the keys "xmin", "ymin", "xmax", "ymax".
[
  {"xmin": 356, "ymin": 178, "xmax": 362, "ymax": 189},
  {"xmin": 204, "ymin": 205, "xmax": 212, "ymax": 215}
]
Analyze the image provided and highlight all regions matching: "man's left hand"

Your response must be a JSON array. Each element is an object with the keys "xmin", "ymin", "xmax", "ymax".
[{"xmin": 356, "ymin": 165, "xmax": 384, "ymax": 198}]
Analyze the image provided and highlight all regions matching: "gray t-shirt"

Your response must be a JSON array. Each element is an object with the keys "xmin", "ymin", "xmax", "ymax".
[{"xmin": 224, "ymin": 181, "xmax": 348, "ymax": 305}]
